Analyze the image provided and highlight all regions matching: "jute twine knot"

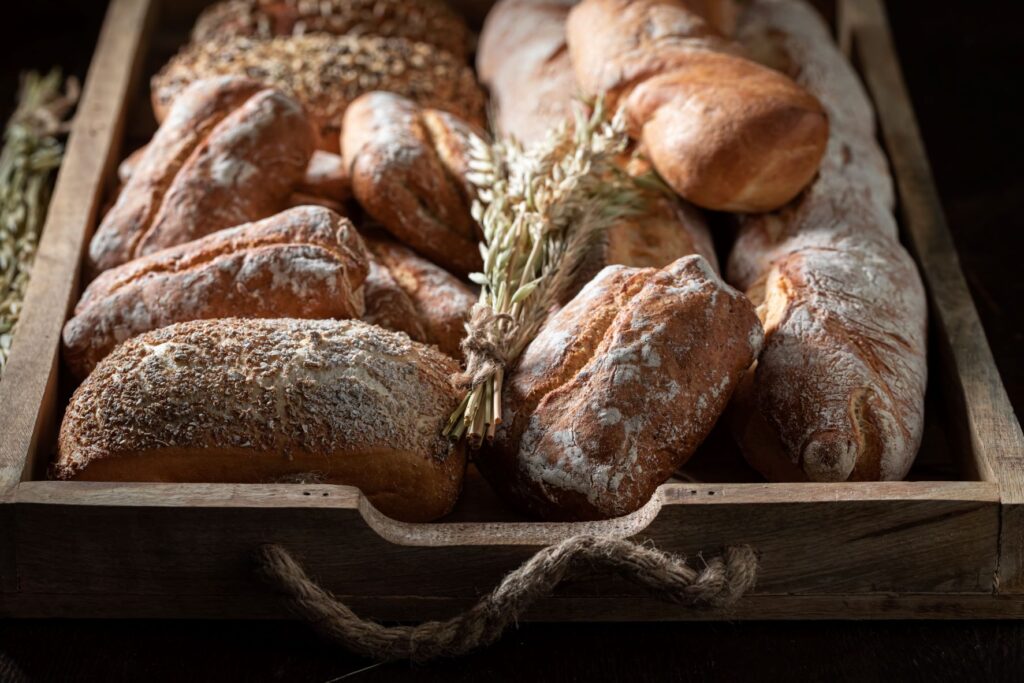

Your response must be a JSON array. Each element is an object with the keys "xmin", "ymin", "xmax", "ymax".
[
  {"xmin": 255, "ymin": 534, "xmax": 759, "ymax": 662},
  {"xmin": 456, "ymin": 303, "xmax": 517, "ymax": 391}
]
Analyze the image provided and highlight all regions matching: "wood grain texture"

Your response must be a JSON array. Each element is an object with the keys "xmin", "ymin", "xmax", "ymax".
[
  {"xmin": 844, "ymin": 0, "xmax": 1024, "ymax": 591},
  {"xmin": 0, "ymin": 0, "xmax": 155, "ymax": 496}
]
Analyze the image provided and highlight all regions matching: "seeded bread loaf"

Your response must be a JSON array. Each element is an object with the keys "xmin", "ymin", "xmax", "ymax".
[
  {"xmin": 342, "ymin": 91, "xmax": 482, "ymax": 275},
  {"xmin": 55, "ymin": 318, "xmax": 466, "ymax": 523},
  {"xmin": 192, "ymin": 0, "xmax": 472, "ymax": 60},
  {"xmin": 726, "ymin": 0, "xmax": 927, "ymax": 481},
  {"xmin": 64, "ymin": 206, "xmax": 368, "ymax": 379},
  {"xmin": 363, "ymin": 234, "xmax": 476, "ymax": 359},
  {"xmin": 90, "ymin": 76, "xmax": 313, "ymax": 275},
  {"xmin": 478, "ymin": 255, "xmax": 763, "ymax": 520},
  {"xmin": 566, "ymin": 0, "xmax": 829, "ymax": 212},
  {"xmin": 153, "ymin": 34, "xmax": 487, "ymax": 152}
]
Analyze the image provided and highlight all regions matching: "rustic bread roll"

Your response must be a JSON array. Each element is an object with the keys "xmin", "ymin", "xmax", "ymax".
[
  {"xmin": 565, "ymin": 0, "xmax": 829, "ymax": 212},
  {"xmin": 64, "ymin": 206, "xmax": 368, "ymax": 379},
  {"xmin": 363, "ymin": 234, "xmax": 476, "ymax": 359},
  {"xmin": 362, "ymin": 258, "xmax": 430, "ymax": 345},
  {"xmin": 342, "ymin": 92, "xmax": 483, "ymax": 275},
  {"xmin": 192, "ymin": 0, "xmax": 472, "ymax": 60},
  {"xmin": 477, "ymin": 0, "xmax": 717, "ymax": 291},
  {"xmin": 726, "ymin": 0, "xmax": 927, "ymax": 481},
  {"xmin": 90, "ymin": 76, "xmax": 313, "ymax": 275},
  {"xmin": 55, "ymin": 318, "xmax": 466, "ymax": 522},
  {"xmin": 120, "ymin": 147, "xmax": 350, "ymax": 208},
  {"xmin": 153, "ymin": 34, "xmax": 487, "ymax": 152},
  {"xmin": 477, "ymin": 0, "xmax": 579, "ymax": 147},
  {"xmin": 478, "ymin": 255, "xmax": 763, "ymax": 520}
]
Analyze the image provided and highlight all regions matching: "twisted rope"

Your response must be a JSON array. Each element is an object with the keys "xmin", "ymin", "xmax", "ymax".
[
  {"xmin": 455, "ymin": 303, "xmax": 517, "ymax": 391},
  {"xmin": 255, "ymin": 534, "xmax": 758, "ymax": 662}
]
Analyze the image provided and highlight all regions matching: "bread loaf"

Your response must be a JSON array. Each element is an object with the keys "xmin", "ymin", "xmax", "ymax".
[
  {"xmin": 726, "ymin": 0, "xmax": 927, "ymax": 481},
  {"xmin": 363, "ymin": 234, "xmax": 476, "ymax": 359},
  {"xmin": 478, "ymin": 256, "xmax": 763, "ymax": 520},
  {"xmin": 64, "ymin": 206, "xmax": 368, "ymax": 379},
  {"xmin": 153, "ymin": 35, "xmax": 487, "ymax": 152},
  {"xmin": 192, "ymin": 0, "xmax": 472, "ymax": 60},
  {"xmin": 342, "ymin": 92, "xmax": 482, "ymax": 275},
  {"xmin": 477, "ymin": 0, "xmax": 578, "ymax": 147},
  {"xmin": 120, "ymin": 147, "xmax": 350, "ymax": 206},
  {"xmin": 477, "ymin": 1, "xmax": 718, "ymax": 292},
  {"xmin": 55, "ymin": 318, "xmax": 466, "ymax": 522},
  {"xmin": 90, "ymin": 76, "xmax": 313, "ymax": 274},
  {"xmin": 566, "ymin": 0, "xmax": 829, "ymax": 212}
]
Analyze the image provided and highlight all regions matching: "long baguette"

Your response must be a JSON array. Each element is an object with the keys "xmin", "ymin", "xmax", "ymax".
[{"xmin": 727, "ymin": 0, "xmax": 927, "ymax": 481}]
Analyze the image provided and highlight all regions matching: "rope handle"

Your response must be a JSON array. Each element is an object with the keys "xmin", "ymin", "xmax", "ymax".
[{"xmin": 255, "ymin": 534, "xmax": 759, "ymax": 662}]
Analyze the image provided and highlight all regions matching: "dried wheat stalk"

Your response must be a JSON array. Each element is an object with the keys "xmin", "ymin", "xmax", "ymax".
[
  {"xmin": 447, "ymin": 100, "xmax": 646, "ymax": 447},
  {"xmin": 0, "ymin": 69, "xmax": 78, "ymax": 375}
]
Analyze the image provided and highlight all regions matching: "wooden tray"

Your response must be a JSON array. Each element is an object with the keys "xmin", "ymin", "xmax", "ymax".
[{"xmin": 1, "ymin": 0, "xmax": 1021, "ymax": 621}]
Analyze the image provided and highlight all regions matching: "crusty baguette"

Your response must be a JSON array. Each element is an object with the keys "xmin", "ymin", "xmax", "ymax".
[
  {"xmin": 342, "ymin": 91, "xmax": 483, "ymax": 275},
  {"xmin": 479, "ymin": 255, "xmax": 763, "ymax": 520},
  {"xmin": 153, "ymin": 34, "xmax": 486, "ymax": 152},
  {"xmin": 55, "ymin": 318, "xmax": 466, "ymax": 523},
  {"xmin": 566, "ymin": 0, "xmax": 829, "ymax": 212},
  {"xmin": 64, "ymin": 206, "xmax": 368, "ymax": 379},
  {"xmin": 477, "ymin": 0, "xmax": 579, "ymax": 147},
  {"xmin": 726, "ymin": 0, "xmax": 927, "ymax": 481},
  {"xmin": 192, "ymin": 0, "xmax": 472, "ymax": 61},
  {"xmin": 90, "ymin": 76, "xmax": 313, "ymax": 275},
  {"xmin": 363, "ymin": 234, "xmax": 476, "ymax": 359}
]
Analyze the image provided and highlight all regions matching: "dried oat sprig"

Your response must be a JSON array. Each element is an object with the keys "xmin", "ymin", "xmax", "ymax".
[
  {"xmin": 0, "ymin": 69, "xmax": 78, "ymax": 376},
  {"xmin": 447, "ymin": 99, "xmax": 645, "ymax": 447}
]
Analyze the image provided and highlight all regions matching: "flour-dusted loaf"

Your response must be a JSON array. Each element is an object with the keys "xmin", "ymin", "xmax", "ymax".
[
  {"xmin": 90, "ymin": 76, "xmax": 313, "ymax": 275},
  {"xmin": 119, "ymin": 146, "xmax": 350, "ymax": 208},
  {"xmin": 342, "ymin": 92, "xmax": 483, "ymax": 275},
  {"xmin": 363, "ymin": 234, "xmax": 476, "ymax": 359},
  {"xmin": 726, "ymin": 0, "xmax": 927, "ymax": 481},
  {"xmin": 566, "ymin": 0, "xmax": 829, "ymax": 212},
  {"xmin": 153, "ymin": 34, "xmax": 486, "ymax": 152},
  {"xmin": 478, "ymin": 256, "xmax": 763, "ymax": 520},
  {"xmin": 64, "ymin": 207, "xmax": 368, "ymax": 379},
  {"xmin": 55, "ymin": 318, "xmax": 465, "ymax": 522},
  {"xmin": 477, "ymin": 0, "xmax": 579, "ymax": 147},
  {"xmin": 477, "ymin": 0, "xmax": 718, "ymax": 290},
  {"xmin": 192, "ymin": 0, "xmax": 472, "ymax": 60}
]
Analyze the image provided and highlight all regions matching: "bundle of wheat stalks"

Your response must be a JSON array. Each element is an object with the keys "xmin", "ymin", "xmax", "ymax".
[
  {"xmin": 447, "ymin": 101, "xmax": 649, "ymax": 447},
  {"xmin": 0, "ymin": 70, "xmax": 78, "ymax": 375}
]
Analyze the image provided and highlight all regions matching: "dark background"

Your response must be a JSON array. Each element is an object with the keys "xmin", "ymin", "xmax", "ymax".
[{"xmin": 1, "ymin": 0, "xmax": 1022, "ymax": 680}]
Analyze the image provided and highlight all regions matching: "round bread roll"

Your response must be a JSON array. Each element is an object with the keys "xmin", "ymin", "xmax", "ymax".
[{"xmin": 55, "ymin": 318, "xmax": 466, "ymax": 522}]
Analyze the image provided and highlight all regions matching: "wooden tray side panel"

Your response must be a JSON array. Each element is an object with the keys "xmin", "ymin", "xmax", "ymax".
[
  {"xmin": 2, "ymin": 481, "xmax": 999, "ymax": 619},
  {"xmin": 843, "ymin": 0, "xmax": 1024, "ymax": 591}
]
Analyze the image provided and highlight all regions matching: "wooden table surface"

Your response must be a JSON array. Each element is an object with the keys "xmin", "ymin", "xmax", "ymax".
[{"xmin": 1, "ymin": 0, "xmax": 1022, "ymax": 680}]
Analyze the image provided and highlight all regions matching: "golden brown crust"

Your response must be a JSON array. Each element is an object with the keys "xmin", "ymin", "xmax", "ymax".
[
  {"xmin": 55, "ymin": 318, "xmax": 465, "ymax": 523},
  {"xmin": 478, "ymin": 256, "xmax": 763, "ymax": 520},
  {"xmin": 342, "ymin": 92, "xmax": 483, "ymax": 275},
  {"xmin": 192, "ymin": 0, "xmax": 472, "ymax": 60},
  {"xmin": 364, "ymin": 235, "xmax": 476, "ymax": 359},
  {"xmin": 477, "ymin": 0, "xmax": 579, "ymax": 146},
  {"xmin": 152, "ymin": 34, "xmax": 486, "ymax": 152},
  {"xmin": 64, "ymin": 206, "xmax": 368, "ymax": 379},
  {"xmin": 296, "ymin": 150, "xmax": 350, "ymax": 202},
  {"xmin": 90, "ymin": 77, "xmax": 313, "ymax": 275},
  {"xmin": 566, "ymin": 0, "xmax": 828, "ymax": 212},
  {"xmin": 726, "ymin": 0, "xmax": 927, "ymax": 482}
]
